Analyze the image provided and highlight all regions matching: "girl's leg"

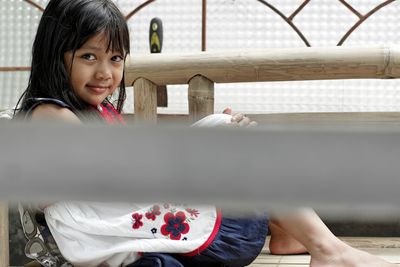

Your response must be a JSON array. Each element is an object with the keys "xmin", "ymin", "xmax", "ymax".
[
  {"xmin": 271, "ymin": 208, "xmax": 398, "ymax": 267},
  {"xmin": 268, "ymin": 220, "xmax": 307, "ymax": 254}
]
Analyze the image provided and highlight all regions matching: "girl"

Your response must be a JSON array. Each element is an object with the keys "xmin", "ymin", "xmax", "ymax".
[{"xmin": 15, "ymin": 0, "xmax": 398, "ymax": 266}]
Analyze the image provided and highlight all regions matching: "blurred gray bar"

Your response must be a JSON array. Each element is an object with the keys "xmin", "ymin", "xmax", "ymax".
[{"xmin": 1, "ymin": 121, "xmax": 400, "ymax": 219}]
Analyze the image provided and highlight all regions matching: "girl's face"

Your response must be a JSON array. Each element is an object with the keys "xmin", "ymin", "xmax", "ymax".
[{"xmin": 64, "ymin": 32, "xmax": 125, "ymax": 107}]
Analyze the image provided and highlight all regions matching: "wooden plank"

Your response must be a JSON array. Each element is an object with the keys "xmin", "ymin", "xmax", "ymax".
[
  {"xmin": 133, "ymin": 78, "xmax": 157, "ymax": 123},
  {"xmin": 250, "ymin": 112, "xmax": 400, "ymax": 124},
  {"xmin": 9, "ymin": 239, "xmax": 400, "ymax": 267},
  {"xmin": 125, "ymin": 46, "xmax": 400, "ymax": 85},
  {"xmin": 122, "ymin": 112, "xmax": 400, "ymax": 124},
  {"xmin": 254, "ymin": 237, "xmax": 400, "ymax": 266},
  {"xmin": 262, "ymin": 236, "xmax": 400, "ymax": 253},
  {"xmin": 0, "ymin": 203, "xmax": 9, "ymax": 267},
  {"xmin": 188, "ymin": 75, "xmax": 214, "ymax": 122},
  {"xmin": 253, "ymin": 249, "xmax": 400, "ymax": 266},
  {"xmin": 340, "ymin": 237, "xmax": 400, "ymax": 248}
]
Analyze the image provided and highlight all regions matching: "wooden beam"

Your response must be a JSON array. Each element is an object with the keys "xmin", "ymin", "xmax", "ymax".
[
  {"xmin": 125, "ymin": 45, "xmax": 400, "ymax": 85},
  {"xmin": 122, "ymin": 112, "xmax": 400, "ymax": 124},
  {"xmin": 133, "ymin": 78, "xmax": 158, "ymax": 123},
  {"xmin": 0, "ymin": 203, "xmax": 9, "ymax": 267},
  {"xmin": 188, "ymin": 75, "xmax": 214, "ymax": 122},
  {"xmin": 250, "ymin": 112, "xmax": 400, "ymax": 123}
]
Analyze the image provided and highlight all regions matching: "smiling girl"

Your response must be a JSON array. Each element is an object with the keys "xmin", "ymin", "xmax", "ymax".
[{"xmin": 15, "ymin": 0, "xmax": 128, "ymax": 123}]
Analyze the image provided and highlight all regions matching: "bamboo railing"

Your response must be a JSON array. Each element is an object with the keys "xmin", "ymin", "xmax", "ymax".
[{"xmin": 125, "ymin": 45, "xmax": 400, "ymax": 122}]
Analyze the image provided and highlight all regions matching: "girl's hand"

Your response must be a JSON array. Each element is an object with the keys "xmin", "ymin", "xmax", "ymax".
[{"xmin": 222, "ymin": 107, "xmax": 258, "ymax": 127}]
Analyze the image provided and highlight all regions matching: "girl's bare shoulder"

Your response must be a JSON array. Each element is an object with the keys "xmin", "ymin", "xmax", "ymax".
[{"xmin": 31, "ymin": 104, "xmax": 81, "ymax": 123}]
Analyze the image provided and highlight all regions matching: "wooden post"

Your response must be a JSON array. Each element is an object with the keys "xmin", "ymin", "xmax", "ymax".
[
  {"xmin": 188, "ymin": 75, "xmax": 214, "ymax": 122},
  {"xmin": 134, "ymin": 78, "xmax": 158, "ymax": 123},
  {"xmin": 0, "ymin": 203, "xmax": 9, "ymax": 267}
]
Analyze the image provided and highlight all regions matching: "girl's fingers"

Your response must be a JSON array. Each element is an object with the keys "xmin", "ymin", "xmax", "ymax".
[
  {"xmin": 238, "ymin": 116, "xmax": 251, "ymax": 127},
  {"xmin": 224, "ymin": 110, "xmax": 258, "ymax": 127},
  {"xmin": 231, "ymin": 113, "xmax": 244, "ymax": 122}
]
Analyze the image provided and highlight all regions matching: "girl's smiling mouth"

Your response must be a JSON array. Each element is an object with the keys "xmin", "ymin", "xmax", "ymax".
[{"xmin": 86, "ymin": 85, "xmax": 110, "ymax": 93}]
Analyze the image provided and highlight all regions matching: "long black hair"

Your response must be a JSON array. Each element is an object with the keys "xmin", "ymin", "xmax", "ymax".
[{"xmin": 15, "ymin": 0, "xmax": 130, "ymax": 119}]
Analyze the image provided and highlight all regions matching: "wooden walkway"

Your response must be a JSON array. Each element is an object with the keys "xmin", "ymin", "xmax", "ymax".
[
  {"xmin": 12, "ymin": 237, "xmax": 400, "ymax": 267},
  {"xmin": 249, "ymin": 237, "xmax": 400, "ymax": 266}
]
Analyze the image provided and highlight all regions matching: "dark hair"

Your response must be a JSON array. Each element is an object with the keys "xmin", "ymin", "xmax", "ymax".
[{"xmin": 15, "ymin": 0, "xmax": 130, "ymax": 119}]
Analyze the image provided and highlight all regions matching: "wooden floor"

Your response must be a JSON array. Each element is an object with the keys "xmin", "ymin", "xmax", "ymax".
[
  {"xmin": 13, "ymin": 237, "xmax": 400, "ymax": 267},
  {"xmin": 249, "ymin": 237, "xmax": 400, "ymax": 266}
]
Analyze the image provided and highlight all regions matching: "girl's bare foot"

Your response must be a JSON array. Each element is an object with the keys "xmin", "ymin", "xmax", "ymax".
[
  {"xmin": 268, "ymin": 221, "xmax": 307, "ymax": 255},
  {"xmin": 310, "ymin": 240, "xmax": 398, "ymax": 267}
]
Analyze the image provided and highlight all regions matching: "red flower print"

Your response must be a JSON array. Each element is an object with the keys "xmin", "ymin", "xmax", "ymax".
[
  {"xmin": 146, "ymin": 205, "xmax": 161, "ymax": 221},
  {"xmin": 185, "ymin": 208, "xmax": 200, "ymax": 218},
  {"xmin": 132, "ymin": 213, "xmax": 143, "ymax": 229},
  {"xmin": 161, "ymin": 211, "xmax": 190, "ymax": 240}
]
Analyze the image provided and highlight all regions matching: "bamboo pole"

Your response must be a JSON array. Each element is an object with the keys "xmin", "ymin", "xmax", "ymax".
[
  {"xmin": 202, "ymin": 0, "xmax": 206, "ymax": 51},
  {"xmin": 0, "ymin": 203, "xmax": 9, "ymax": 267},
  {"xmin": 134, "ymin": 78, "xmax": 157, "ymax": 123},
  {"xmin": 3, "ymin": 124, "xmax": 400, "ymax": 219},
  {"xmin": 125, "ymin": 45, "xmax": 400, "ymax": 86},
  {"xmin": 188, "ymin": 75, "xmax": 214, "ymax": 122},
  {"xmin": 0, "ymin": 66, "xmax": 30, "ymax": 72}
]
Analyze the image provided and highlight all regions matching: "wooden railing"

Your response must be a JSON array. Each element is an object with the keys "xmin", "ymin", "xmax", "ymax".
[{"xmin": 125, "ymin": 45, "xmax": 400, "ymax": 122}]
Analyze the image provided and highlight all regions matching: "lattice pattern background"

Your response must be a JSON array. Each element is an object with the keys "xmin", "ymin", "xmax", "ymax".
[{"xmin": 1, "ymin": 0, "xmax": 400, "ymax": 114}]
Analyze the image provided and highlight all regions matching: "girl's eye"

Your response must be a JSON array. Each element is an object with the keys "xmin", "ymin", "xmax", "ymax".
[
  {"xmin": 82, "ymin": 54, "xmax": 96, "ymax": 60},
  {"xmin": 111, "ymin": 55, "xmax": 124, "ymax": 62}
]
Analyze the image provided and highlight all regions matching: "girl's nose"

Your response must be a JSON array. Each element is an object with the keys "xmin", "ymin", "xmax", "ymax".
[{"xmin": 95, "ymin": 64, "xmax": 112, "ymax": 80}]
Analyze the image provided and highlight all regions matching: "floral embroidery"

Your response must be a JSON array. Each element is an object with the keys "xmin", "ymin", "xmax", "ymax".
[
  {"xmin": 185, "ymin": 208, "xmax": 200, "ymax": 218},
  {"xmin": 163, "ymin": 203, "xmax": 170, "ymax": 209},
  {"xmin": 151, "ymin": 228, "xmax": 157, "ymax": 234},
  {"xmin": 131, "ymin": 213, "xmax": 143, "ymax": 229},
  {"xmin": 146, "ymin": 205, "xmax": 161, "ymax": 221},
  {"xmin": 161, "ymin": 211, "xmax": 190, "ymax": 240}
]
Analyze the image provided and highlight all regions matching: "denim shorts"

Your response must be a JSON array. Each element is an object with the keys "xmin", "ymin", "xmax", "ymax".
[
  {"xmin": 175, "ymin": 213, "xmax": 269, "ymax": 267},
  {"xmin": 129, "ymin": 213, "xmax": 269, "ymax": 267}
]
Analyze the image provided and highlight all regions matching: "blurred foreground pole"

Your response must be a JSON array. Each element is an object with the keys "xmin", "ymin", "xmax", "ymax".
[{"xmin": 1, "ymin": 122, "xmax": 400, "ymax": 219}]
